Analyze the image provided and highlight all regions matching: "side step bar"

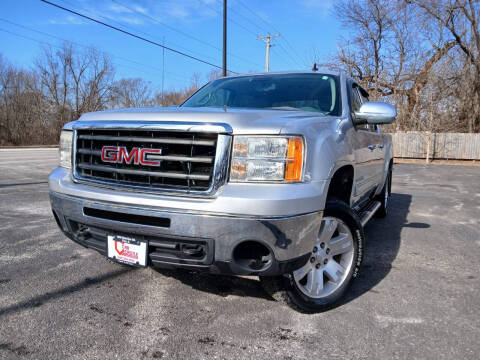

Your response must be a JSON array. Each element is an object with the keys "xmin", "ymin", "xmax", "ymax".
[{"xmin": 359, "ymin": 201, "xmax": 381, "ymax": 227}]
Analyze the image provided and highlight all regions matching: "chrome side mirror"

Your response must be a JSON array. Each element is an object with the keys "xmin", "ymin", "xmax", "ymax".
[{"xmin": 354, "ymin": 101, "xmax": 396, "ymax": 124}]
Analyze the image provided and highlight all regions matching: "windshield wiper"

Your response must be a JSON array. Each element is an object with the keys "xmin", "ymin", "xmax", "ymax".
[{"xmin": 266, "ymin": 106, "xmax": 300, "ymax": 111}]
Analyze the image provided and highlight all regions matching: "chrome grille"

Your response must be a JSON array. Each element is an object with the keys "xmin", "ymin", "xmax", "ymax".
[{"xmin": 74, "ymin": 129, "xmax": 218, "ymax": 192}]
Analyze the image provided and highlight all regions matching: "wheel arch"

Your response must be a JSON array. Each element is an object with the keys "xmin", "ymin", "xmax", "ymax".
[{"xmin": 326, "ymin": 164, "xmax": 354, "ymax": 205}]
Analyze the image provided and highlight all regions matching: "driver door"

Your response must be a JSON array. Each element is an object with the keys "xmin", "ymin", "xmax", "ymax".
[{"xmin": 349, "ymin": 84, "xmax": 378, "ymax": 203}]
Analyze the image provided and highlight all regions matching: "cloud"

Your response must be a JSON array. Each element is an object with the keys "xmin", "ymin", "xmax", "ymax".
[
  {"xmin": 47, "ymin": 0, "xmax": 219, "ymax": 28},
  {"xmin": 48, "ymin": 15, "xmax": 86, "ymax": 25},
  {"xmin": 132, "ymin": 5, "xmax": 148, "ymax": 15},
  {"xmin": 300, "ymin": 0, "xmax": 333, "ymax": 17},
  {"xmin": 107, "ymin": 2, "xmax": 147, "ymax": 16},
  {"xmin": 108, "ymin": 3, "xmax": 134, "ymax": 14},
  {"xmin": 104, "ymin": 2, "xmax": 147, "ymax": 24},
  {"xmin": 149, "ymin": 0, "xmax": 219, "ymax": 23},
  {"xmin": 115, "ymin": 16, "xmax": 145, "ymax": 25},
  {"xmin": 301, "ymin": 0, "xmax": 333, "ymax": 9}
]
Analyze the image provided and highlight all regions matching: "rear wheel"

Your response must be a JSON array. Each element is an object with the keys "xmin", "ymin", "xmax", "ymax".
[{"xmin": 260, "ymin": 199, "xmax": 364, "ymax": 312}]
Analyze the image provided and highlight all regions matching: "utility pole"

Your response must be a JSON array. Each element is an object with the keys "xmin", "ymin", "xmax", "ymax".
[
  {"xmin": 222, "ymin": 0, "xmax": 227, "ymax": 77},
  {"xmin": 161, "ymin": 37, "xmax": 165, "ymax": 106},
  {"xmin": 256, "ymin": 33, "xmax": 280, "ymax": 72}
]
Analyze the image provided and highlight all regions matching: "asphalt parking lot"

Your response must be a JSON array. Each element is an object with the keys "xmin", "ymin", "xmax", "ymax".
[{"xmin": 0, "ymin": 148, "xmax": 479, "ymax": 359}]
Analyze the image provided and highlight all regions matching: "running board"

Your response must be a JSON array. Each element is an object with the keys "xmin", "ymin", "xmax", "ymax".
[{"xmin": 359, "ymin": 201, "xmax": 381, "ymax": 227}]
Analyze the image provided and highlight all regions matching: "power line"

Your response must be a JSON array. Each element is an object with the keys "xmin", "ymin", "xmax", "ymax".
[
  {"xmin": 235, "ymin": 0, "xmax": 303, "ymax": 67},
  {"xmin": 203, "ymin": 0, "xmax": 297, "ymax": 70},
  {"xmin": 227, "ymin": 4, "xmax": 297, "ymax": 70},
  {"xmin": 274, "ymin": 41, "xmax": 301, "ymax": 69},
  {"xmin": 111, "ymin": 0, "xmax": 221, "ymax": 52},
  {"xmin": 226, "ymin": 3, "xmax": 267, "ymax": 34},
  {"xmin": 198, "ymin": 0, "xmax": 260, "ymax": 39},
  {"xmin": 0, "ymin": 28, "xmax": 184, "ymax": 83},
  {"xmin": 39, "ymin": 0, "xmax": 238, "ymax": 74},
  {"xmin": 234, "ymin": 0, "xmax": 306, "ymax": 68},
  {"xmin": 210, "ymin": 0, "xmax": 301, "ymax": 69},
  {"xmin": 111, "ymin": 0, "xmax": 260, "ymax": 68},
  {"xmin": 0, "ymin": 20, "xmax": 191, "ymax": 81},
  {"xmin": 58, "ymin": 0, "xmax": 221, "ymax": 65},
  {"xmin": 269, "ymin": 46, "xmax": 297, "ymax": 69}
]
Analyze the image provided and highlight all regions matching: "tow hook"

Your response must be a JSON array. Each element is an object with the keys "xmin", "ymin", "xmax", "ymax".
[{"xmin": 181, "ymin": 244, "xmax": 204, "ymax": 257}]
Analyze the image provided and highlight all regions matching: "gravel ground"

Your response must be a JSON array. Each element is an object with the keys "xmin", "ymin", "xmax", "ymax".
[{"xmin": 0, "ymin": 148, "xmax": 479, "ymax": 360}]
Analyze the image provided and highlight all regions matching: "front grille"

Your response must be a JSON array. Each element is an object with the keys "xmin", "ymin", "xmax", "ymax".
[{"xmin": 74, "ymin": 129, "xmax": 218, "ymax": 192}]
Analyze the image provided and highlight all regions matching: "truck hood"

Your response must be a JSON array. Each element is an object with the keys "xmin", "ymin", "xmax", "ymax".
[{"xmin": 76, "ymin": 107, "xmax": 336, "ymax": 135}]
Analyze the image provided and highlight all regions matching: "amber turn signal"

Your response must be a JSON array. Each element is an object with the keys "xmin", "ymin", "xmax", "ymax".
[{"xmin": 285, "ymin": 137, "xmax": 303, "ymax": 181}]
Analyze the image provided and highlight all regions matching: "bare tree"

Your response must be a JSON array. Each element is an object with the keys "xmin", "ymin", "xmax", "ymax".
[
  {"xmin": 35, "ymin": 43, "xmax": 114, "ymax": 131},
  {"xmin": 0, "ymin": 56, "xmax": 47, "ymax": 145},
  {"xmin": 412, "ymin": 0, "xmax": 480, "ymax": 132},
  {"xmin": 323, "ymin": 0, "xmax": 479, "ymax": 133},
  {"xmin": 110, "ymin": 78, "xmax": 153, "ymax": 108}
]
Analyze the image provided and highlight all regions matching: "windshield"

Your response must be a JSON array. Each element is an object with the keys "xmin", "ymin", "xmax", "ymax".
[{"xmin": 182, "ymin": 73, "xmax": 341, "ymax": 115}]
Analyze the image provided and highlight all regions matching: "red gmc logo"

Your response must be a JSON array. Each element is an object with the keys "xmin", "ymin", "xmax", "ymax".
[{"xmin": 101, "ymin": 146, "xmax": 162, "ymax": 166}]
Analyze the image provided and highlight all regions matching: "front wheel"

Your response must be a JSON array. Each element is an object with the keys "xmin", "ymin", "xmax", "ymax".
[{"xmin": 260, "ymin": 199, "xmax": 364, "ymax": 313}]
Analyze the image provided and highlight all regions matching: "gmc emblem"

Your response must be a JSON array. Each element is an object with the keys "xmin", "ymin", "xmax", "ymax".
[{"xmin": 101, "ymin": 146, "xmax": 162, "ymax": 166}]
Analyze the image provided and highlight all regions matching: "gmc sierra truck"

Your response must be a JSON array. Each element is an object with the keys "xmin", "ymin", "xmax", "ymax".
[{"xmin": 49, "ymin": 71, "xmax": 396, "ymax": 312}]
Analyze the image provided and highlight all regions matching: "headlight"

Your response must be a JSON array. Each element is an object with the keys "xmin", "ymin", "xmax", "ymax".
[
  {"xmin": 59, "ymin": 130, "xmax": 73, "ymax": 169},
  {"xmin": 230, "ymin": 136, "xmax": 304, "ymax": 182}
]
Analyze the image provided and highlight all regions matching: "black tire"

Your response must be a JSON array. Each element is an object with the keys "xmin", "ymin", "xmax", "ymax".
[
  {"xmin": 260, "ymin": 199, "xmax": 364, "ymax": 313},
  {"xmin": 375, "ymin": 167, "xmax": 391, "ymax": 218}
]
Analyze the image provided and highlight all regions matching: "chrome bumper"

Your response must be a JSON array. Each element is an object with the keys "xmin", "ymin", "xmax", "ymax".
[
  {"xmin": 49, "ymin": 167, "xmax": 328, "ymax": 218},
  {"xmin": 50, "ymin": 191, "xmax": 323, "ymax": 275}
]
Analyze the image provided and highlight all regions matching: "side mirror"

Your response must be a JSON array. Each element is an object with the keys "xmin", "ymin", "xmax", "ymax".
[{"xmin": 354, "ymin": 101, "xmax": 396, "ymax": 124}]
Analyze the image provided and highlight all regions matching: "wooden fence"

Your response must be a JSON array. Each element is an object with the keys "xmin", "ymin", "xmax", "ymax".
[{"xmin": 389, "ymin": 132, "xmax": 480, "ymax": 160}]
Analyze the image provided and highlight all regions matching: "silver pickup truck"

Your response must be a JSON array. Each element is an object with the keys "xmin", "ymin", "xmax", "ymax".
[{"xmin": 49, "ymin": 71, "xmax": 396, "ymax": 312}]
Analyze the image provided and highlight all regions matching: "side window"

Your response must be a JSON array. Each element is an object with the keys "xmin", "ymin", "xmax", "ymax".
[
  {"xmin": 359, "ymin": 90, "xmax": 369, "ymax": 104},
  {"xmin": 351, "ymin": 85, "xmax": 362, "ymax": 112},
  {"xmin": 352, "ymin": 86, "xmax": 369, "ymax": 131},
  {"xmin": 356, "ymin": 86, "xmax": 381, "ymax": 133}
]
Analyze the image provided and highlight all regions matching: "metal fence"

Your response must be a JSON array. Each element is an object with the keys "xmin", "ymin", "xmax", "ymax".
[{"xmin": 389, "ymin": 132, "xmax": 480, "ymax": 160}]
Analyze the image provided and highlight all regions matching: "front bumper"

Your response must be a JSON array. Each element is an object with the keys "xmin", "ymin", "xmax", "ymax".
[
  {"xmin": 49, "ymin": 167, "xmax": 328, "ymax": 218},
  {"xmin": 50, "ymin": 191, "xmax": 323, "ymax": 276}
]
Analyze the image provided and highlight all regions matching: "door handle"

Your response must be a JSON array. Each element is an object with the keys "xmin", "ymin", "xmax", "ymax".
[
  {"xmin": 368, "ymin": 144, "xmax": 376, "ymax": 150},
  {"xmin": 378, "ymin": 144, "xmax": 384, "ymax": 149}
]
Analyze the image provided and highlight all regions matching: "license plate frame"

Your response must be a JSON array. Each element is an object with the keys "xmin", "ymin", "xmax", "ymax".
[{"xmin": 107, "ymin": 234, "xmax": 148, "ymax": 268}]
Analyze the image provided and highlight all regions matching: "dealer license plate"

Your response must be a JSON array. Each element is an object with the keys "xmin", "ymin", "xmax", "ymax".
[{"xmin": 107, "ymin": 234, "xmax": 147, "ymax": 267}]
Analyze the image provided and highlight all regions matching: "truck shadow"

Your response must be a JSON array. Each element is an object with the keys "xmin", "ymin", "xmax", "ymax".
[
  {"xmin": 153, "ymin": 268, "xmax": 272, "ymax": 300},
  {"xmin": 341, "ymin": 192, "xmax": 428, "ymax": 305},
  {"xmin": 154, "ymin": 192, "xmax": 428, "ymax": 306}
]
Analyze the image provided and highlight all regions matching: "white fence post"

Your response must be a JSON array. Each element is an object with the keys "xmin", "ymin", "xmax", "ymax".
[{"xmin": 426, "ymin": 131, "xmax": 431, "ymax": 163}]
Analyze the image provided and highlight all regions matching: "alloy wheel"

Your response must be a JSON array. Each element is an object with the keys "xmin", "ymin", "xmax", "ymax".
[{"xmin": 293, "ymin": 217, "xmax": 355, "ymax": 299}]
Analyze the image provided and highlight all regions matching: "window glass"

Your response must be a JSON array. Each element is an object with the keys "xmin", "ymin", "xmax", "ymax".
[
  {"xmin": 351, "ymin": 86, "xmax": 362, "ymax": 112},
  {"xmin": 182, "ymin": 73, "xmax": 342, "ymax": 115},
  {"xmin": 359, "ymin": 88, "xmax": 369, "ymax": 103},
  {"xmin": 351, "ymin": 86, "xmax": 369, "ymax": 130},
  {"xmin": 359, "ymin": 89, "xmax": 380, "ymax": 133}
]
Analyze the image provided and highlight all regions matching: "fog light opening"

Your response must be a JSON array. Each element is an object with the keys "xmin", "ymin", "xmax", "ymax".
[{"xmin": 232, "ymin": 241, "xmax": 272, "ymax": 271}]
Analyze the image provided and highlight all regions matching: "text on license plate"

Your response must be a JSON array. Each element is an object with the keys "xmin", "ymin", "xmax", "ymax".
[{"xmin": 107, "ymin": 234, "xmax": 147, "ymax": 267}]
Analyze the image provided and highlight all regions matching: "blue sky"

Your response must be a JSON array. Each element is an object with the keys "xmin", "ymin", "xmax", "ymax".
[{"xmin": 0, "ymin": 0, "xmax": 342, "ymax": 91}]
